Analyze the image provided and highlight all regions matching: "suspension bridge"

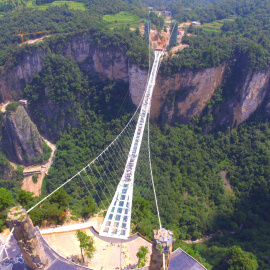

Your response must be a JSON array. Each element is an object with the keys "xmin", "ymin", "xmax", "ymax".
[{"xmin": 0, "ymin": 22, "xmax": 208, "ymax": 270}]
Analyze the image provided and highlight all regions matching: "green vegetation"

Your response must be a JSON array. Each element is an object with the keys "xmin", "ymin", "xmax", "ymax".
[
  {"xmin": 225, "ymin": 246, "xmax": 258, "ymax": 270},
  {"xmin": 35, "ymin": 1, "xmax": 86, "ymax": 10},
  {"xmin": 0, "ymin": 0, "xmax": 270, "ymax": 269},
  {"xmin": 76, "ymin": 230, "xmax": 96, "ymax": 262},
  {"xmin": 0, "ymin": 7, "xmax": 101, "ymax": 67},
  {"xmin": 136, "ymin": 246, "xmax": 149, "ymax": 267},
  {"xmin": 103, "ymin": 11, "xmax": 144, "ymax": 28},
  {"xmin": 0, "ymin": 188, "xmax": 13, "ymax": 231},
  {"xmin": 32, "ymin": 173, "xmax": 38, "ymax": 184},
  {"xmin": 0, "ymin": 0, "xmax": 145, "ymax": 14},
  {"xmin": 5, "ymin": 102, "xmax": 19, "ymax": 115},
  {"xmin": 18, "ymin": 188, "xmax": 72, "ymax": 226},
  {"xmin": 0, "ymin": 188, "xmax": 13, "ymax": 211},
  {"xmin": 161, "ymin": 0, "xmax": 270, "ymax": 74},
  {"xmin": 198, "ymin": 17, "xmax": 237, "ymax": 33},
  {"xmin": 41, "ymin": 141, "xmax": 52, "ymax": 163}
]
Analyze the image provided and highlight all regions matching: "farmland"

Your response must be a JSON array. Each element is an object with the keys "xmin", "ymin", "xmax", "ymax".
[
  {"xmin": 103, "ymin": 11, "xmax": 145, "ymax": 28},
  {"xmin": 34, "ymin": 1, "xmax": 85, "ymax": 11},
  {"xmin": 198, "ymin": 17, "xmax": 237, "ymax": 32}
]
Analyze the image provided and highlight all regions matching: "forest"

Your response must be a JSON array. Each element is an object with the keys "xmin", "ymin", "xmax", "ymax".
[
  {"xmin": 0, "ymin": 0, "xmax": 270, "ymax": 269},
  {"xmin": 161, "ymin": 0, "xmax": 270, "ymax": 75}
]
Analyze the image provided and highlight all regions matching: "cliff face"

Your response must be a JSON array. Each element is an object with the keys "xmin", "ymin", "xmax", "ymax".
[
  {"xmin": 218, "ymin": 69, "xmax": 270, "ymax": 127},
  {"xmin": 1, "ymin": 34, "xmax": 270, "ymax": 135},
  {"xmin": 3, "ymin": 106, "xmax": 46, "ymax": 166},
  {"xmin": 0, "ymin": 35, "xmax": 130, "ymax": 103},
  {"xmin": 0, "ymin": 51, "xmax": 45, "ymax": 102},
  {"xmin": 151, "ymin": 65, "xmax": 226, "ymax": 124}
]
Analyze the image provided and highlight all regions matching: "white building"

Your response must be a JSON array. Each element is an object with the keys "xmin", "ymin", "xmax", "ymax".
[{"xmin": 191, "ymin": 21, "xmax": 201, "ymax": 26}]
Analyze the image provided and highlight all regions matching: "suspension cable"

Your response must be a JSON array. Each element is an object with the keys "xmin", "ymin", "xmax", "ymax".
[
  {"xmin": 84, "ymin": 168, "xmax": 106, "ymax": 210},
  {"xmin": 147, "ymin": 112, "xmax": 162, "ymax": 230},
  {"xmin": 78, "ymin": 173, "xmax": 99, "ymax": 212}
]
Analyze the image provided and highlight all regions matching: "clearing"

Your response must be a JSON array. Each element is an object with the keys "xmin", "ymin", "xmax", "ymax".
[
  {"xmin": 20, "ymin": 35, "xmax": 52, "ymax": 46},
  {"xmin": 103, "ymin": 11, "xmax": 145, "ymax": 28}
]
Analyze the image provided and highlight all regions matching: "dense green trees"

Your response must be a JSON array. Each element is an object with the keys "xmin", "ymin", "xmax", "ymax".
[
  {"xmin": 149, "ymin": 11, "xmax": 165, "ymax": 31},
  {"xmin": 224, "ymin": 246, "xmax": 258, "ymax": 270},
  {"xmin": 0, "ymin": 188, "xmax": 14, "ymax": 231},
  {"xmin": 158, "ymin": 0, "xmax": 270, "ymax": 75}
]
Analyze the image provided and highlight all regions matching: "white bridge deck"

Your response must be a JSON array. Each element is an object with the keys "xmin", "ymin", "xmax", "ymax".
[{"xmin": 100, "ymin": 51, "xmax": 163, "ymax": 239}]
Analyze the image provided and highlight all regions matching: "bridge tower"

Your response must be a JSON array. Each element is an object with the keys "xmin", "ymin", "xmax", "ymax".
[
  {"xmin": 145, "ymin": 20, "xmax": 151, "ymax": 36},
  {"xmin": 150, "ymin": 228, "xmax": 175, "ymax": 270},
  {"xmin": 169, "ymin": 20, "xmax": 179, "ymax": 47}
]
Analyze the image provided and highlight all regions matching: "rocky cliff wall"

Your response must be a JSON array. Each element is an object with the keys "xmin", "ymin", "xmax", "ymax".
[
  {"xmin": 1, "ymin": 34, "xmax": 270, "ymax": 133},
  {"xmin": 0, "ymin": 50, "xmax": 45, "ymax": 102},
  {"xmin": 0, "ymin": 35, "xmax": 130, "ymax": 103},
  {"xmin": 3, "ymin": 105, "xmax": 47, "ymax": 166},
  {"xmin": 218, "ymin": 69, "xmax": 270, "ymax": 127},
  {"xmin": 152, "ymin": 65, "xmax": 226, "ymax": 125}
]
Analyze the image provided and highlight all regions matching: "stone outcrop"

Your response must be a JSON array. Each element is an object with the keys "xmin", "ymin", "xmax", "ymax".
[
  {"xmin": 7, "ymin": 206, "xmax": 48, "ymax": 269},
  {"xmin": 150, "ymin": 228, "xmax": 174, "ymax": 270},
  {"xmin": 3, "ymin": 105, "xmax": 46, "ymax": 166}
]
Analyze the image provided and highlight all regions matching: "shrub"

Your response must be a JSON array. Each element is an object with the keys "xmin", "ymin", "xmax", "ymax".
[{"xmin": 5, "ymin": 102, "xmax": 19, "ymax": 115}]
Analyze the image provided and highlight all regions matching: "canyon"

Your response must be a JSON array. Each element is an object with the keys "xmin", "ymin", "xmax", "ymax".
[{"xmin": 1, "ymin": 32, "xmax": 270, "ymax": 158}]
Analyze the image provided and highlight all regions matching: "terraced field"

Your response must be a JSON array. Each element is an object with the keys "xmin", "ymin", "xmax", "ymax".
[
  {"xmin": 198, "ymin": 17, "xmax": 237, "ymax": 32},
  {"xmin": 35, "ymin": 1, "xmax": 85, "ymax": 10},
  {"xmin": 103, "ymin": 11, "xmax": 145, "ymax": 28}
]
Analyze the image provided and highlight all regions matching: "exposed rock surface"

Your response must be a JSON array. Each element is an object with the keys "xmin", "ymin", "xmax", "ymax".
[
  {"xmin": 128, "ymin": 63, "xmax": 148, "ymax": 106},
  {"xmin": 152, "ymin": 65, "xmax": 226, "ymax": 124},
  {"xmin": 0, "ymin": 51, "xmax": 44, "ymax": 102},
  {"xmin": 219, "ymin": 69, "xmax": 270, "ymax": 127},
  {"xmin": 1, "ymin": 33, "xmax": 270, "ymax": 134},
  {"xmin": 7, "ymin": 206, "xmax": 48, "ymax": 269},
  {"xmin": 3, "ymin": 105, "xmax": 46, "ymax": 166}
]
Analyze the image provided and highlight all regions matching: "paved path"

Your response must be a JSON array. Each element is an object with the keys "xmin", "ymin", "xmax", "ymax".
[{"xmin": 41, "ymin": 221, "xmax": 98, "ymax": 235}]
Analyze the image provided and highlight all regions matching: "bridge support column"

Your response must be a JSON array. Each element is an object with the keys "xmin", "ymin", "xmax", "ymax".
[
  {"xmin": 7, "ymin": 206, "xmax": 48, "ymax": 269},
  {"xmin": 150, "ymin": 228, "xmax": 175, "ymax": 270}
]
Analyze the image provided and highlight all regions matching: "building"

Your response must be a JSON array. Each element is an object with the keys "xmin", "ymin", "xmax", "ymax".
[
  {"xmin": 18, "ymin": 99, "xmax": 28, "ymax": 107},
  {"xmin": 191, "ymin": 21, "xmax": 201, "ymax": 26},
  {"xmin": 162, "ymin": 11, "xmax": 172, "ymax": 17}
]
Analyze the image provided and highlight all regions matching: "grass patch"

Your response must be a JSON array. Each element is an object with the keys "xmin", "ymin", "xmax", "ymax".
[
  {"xmin": 0, "ymin": 0, "xmax": 85, "ymax": 12},
  {"xmin": 103, "ymin": 11, "xmax": 144, "ymax": 28},
  {"xmin": 34, "ymin": 1, "xmax": 85, "ymax": 10},
  {"xmin": 198, "ymin": 17, "xmax": 237, "ymax": 33}
]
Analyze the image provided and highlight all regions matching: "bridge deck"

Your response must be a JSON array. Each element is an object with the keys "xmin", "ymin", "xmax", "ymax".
[{"xmin": 99, "ymin": 51, "xmax": 163, "ymax": 239}]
